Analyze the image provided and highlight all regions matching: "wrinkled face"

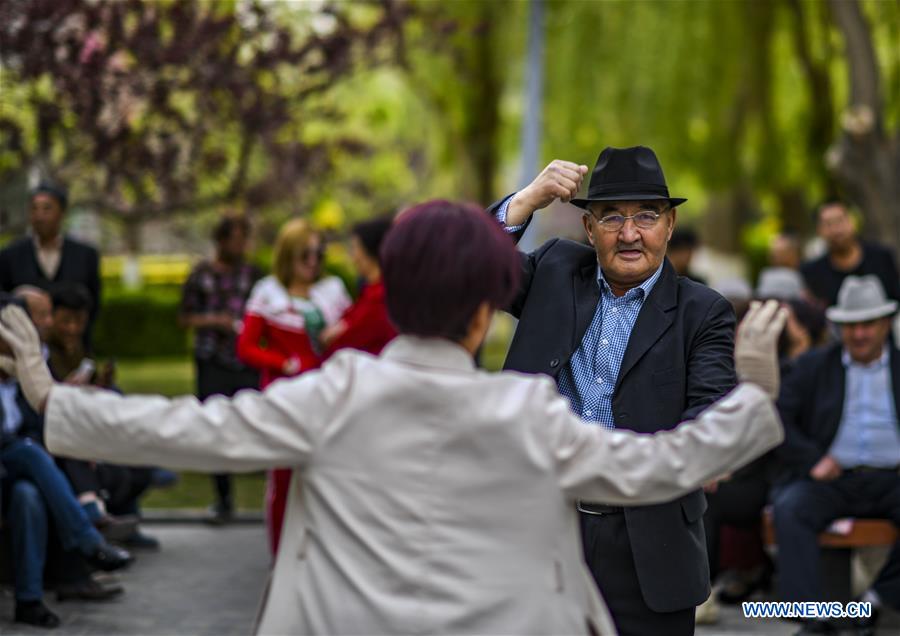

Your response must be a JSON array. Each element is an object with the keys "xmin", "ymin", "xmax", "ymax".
[
  {"xmin": 583, "ymin": 200, "xmax": 676, "ymax": 289},
  {"xmin": 51, "ymin": 307, "xmax": 88, "ymax": 351},
  {"xmin": 291, "ymin": 234, "xmax": 324, "ymax": 285},
  {"xmin": 840, "ymin": 316, "xmax": 892, "ymax": 364},
  {"xmin": 818, "ymin": 204, "xmax": 855, "ymax": 250},
  {"xmin": 218, "ymin": 228, "xmax": 249, "ymax": 264},
  {"xmin": 23, "ymin": 293, "xmax": 53, "ymax": 342},
  {"xmin": 30, "ymin": 193, "xmax": 64, "ymax": 241}
]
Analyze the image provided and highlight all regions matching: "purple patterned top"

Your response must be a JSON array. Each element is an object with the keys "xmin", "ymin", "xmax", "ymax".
[{"xmin": 180, "ymin": 259, "xmax": 262, "ymax": 369}]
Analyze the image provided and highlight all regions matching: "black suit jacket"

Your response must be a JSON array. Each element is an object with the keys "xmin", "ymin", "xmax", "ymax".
[
  {"xmin": 492, "ymin": 201, "xmax": 737, "ymax": 611},
  {"xmin": 775, "ymin": 342, "xmax": 900, "ymax": 484},
  {"xmin": 0, "ymin": 236, "xmax": 101, "ymax": 344}
]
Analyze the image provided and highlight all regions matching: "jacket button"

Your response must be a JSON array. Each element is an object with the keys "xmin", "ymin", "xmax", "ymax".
[{"xmin": 550, "ymin": 358, "xmax": 559, "ymax": 368}]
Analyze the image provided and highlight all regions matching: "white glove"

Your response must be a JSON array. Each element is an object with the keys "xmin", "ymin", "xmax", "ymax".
[
  {"xmin": 0, "ymin": 305, "xmax": 55, "ymax": 412},
  {"xmin": 735, "ymin": 299, "xmax": 789, "ymax": 399},
  {"xmin": 0, "ymin": 355, "xmax": 15, "ymax": 376}
]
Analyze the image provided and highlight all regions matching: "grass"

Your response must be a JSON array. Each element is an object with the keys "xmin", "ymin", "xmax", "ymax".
[
  {"xmin": 116, "ymin": 357, "xmax": 194, "ymax": 396},
  {"xmin": 141, "ymin": 470, "xmax": 268, "ymax": 510}
]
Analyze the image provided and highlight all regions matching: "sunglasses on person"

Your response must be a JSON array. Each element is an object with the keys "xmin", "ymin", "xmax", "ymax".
[{"xmin": 296, "ymin": 246, "xmax": 326, "ymax": 262}]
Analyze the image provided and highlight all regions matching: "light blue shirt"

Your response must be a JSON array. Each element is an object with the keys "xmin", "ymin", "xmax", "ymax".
[
  {"xmin": 556, "ymin": 266, "xmax": 662, "ymax": 429},
  {"xmin": 495, "ymin": 196, "xmax": 663, "ymax": 428},
  {"xmin": 0, "ymin": 378, "xmax": 23, "ymax": 438},
  {"xmin": 496, "ymin": 196, "xmax": 527, "ymax": 233},
  {"xmin": 829, "ymin": 347, "xmax": 900, "ymax": 468}
]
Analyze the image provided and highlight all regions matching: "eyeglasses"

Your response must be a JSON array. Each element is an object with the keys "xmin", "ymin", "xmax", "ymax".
[{"xmin": 590, "ymin": 209, "xmax": 667, "ymax": 232}]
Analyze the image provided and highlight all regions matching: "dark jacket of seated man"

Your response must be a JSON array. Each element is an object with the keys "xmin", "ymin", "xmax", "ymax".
[
  {"xmin": 774, "ymin": 341, "xmax": 900, "ymax": 484},
  {"xmin": 772, "ymin": 338, "xmax": 900, "ymax": 611}
]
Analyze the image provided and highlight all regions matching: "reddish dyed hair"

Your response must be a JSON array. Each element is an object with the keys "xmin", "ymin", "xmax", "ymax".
[{"xmin": 381, "ymin": 200, "xmax": 521, "ymax": 341}]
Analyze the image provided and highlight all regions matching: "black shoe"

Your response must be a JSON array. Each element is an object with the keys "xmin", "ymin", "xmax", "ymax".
[
  {"xmin": 717, "ymin": 563, "xmax": 773, "ymax": 604},
  {"xmin": 852, "ymin": 604, "xmax": 880, "ymax": 636},
  {"xmin": 56, "ymin": 577, "xmax": 124, "ymax": 602},
  {"xmin": 793, "ymin": 619, "xmax": 838, "ymax": 635},
  {"xmin": 119, "ymin": 529, "xmax": 160, "ymax": 551},
  {"xmin": 86, "ymin": 542, "xmax": 134, "ymax": 572},
  {"xmin": 95, "ymin": 514, "xmax": 140, "ymax": 542},
  {"xmin": 15, "ymin": 600, "xmax": 61, "ymax": 629},
  {"xmin": 205, "ymin": 502, "xmax": 233, "ymax": 526}
]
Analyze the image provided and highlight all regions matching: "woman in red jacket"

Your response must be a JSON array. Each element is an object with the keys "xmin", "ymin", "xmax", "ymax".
[
  {"xmin": 322, "ymin": 216, "xmax": 397, "ymax": 357},
  {"xmin": 237, "ymin": 218, "xmax": 350, "ymax": 556}
]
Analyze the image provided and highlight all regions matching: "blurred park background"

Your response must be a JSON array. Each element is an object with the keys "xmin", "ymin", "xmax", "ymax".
[{"xmin": 0, "ymin": 0, "xmax": 898, "ymax": 509}]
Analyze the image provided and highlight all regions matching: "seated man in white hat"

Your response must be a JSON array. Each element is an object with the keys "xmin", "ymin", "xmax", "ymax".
[{"xmin": 773, "ymin": 275, "xmax": 900, "ymax": 636}]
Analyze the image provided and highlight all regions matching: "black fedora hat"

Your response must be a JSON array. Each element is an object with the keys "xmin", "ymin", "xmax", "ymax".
[{"xmin": 570, "ymin": 146, "xmax": 686, "ymax": 209}]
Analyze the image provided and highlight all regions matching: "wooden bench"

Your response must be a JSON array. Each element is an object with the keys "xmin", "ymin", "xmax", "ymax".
[{"xmin": 763, "ymin": 509, "xmax": 899, "ymax": 601}]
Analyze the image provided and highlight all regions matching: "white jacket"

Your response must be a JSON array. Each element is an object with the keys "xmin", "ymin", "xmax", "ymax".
[{"xmin": 45, "ymin": 335, "xmax": 782, "ymax": 635}]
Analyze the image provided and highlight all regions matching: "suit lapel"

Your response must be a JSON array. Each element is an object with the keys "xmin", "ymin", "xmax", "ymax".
[
  {"xmin": 615, "ymin": 260, "xmax": 678, "ymax": 390},
  {"xmin": 891, "ymin": 348, "xmax": 900, "ymax": 433},
  {"xmin": 572, "ymin": 260, "xmax": 601, "ymax": 352},
  {"xmin": 54, "ymin": 238, "xmax": 71, "ymax": 283},
  {"xmin": 824, "ymin": 347, "xmax": 847, "ymax": 444}
]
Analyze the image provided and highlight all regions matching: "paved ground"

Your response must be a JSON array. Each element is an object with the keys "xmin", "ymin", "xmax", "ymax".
[
  {"xmin": 3, "ymin": 522, "xmax": 899, "ymax": 635},
  {"xmin": 0, "ymin": 523, "xmax": 269, "ymax": 635}
]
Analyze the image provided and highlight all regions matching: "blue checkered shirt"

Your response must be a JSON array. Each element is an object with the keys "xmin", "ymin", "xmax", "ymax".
[{"xmin": 496, "ymin": 196, "xmax": 663, "ymax": 428}]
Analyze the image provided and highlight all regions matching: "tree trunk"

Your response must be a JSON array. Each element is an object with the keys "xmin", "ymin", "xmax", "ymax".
[
  {"xmin": 465, "ymin": 3, "xmax": 503, "ymax": 206},
  {"xmin": 827, "ymin": 0, "xmax": 900, "ymax": 252}
]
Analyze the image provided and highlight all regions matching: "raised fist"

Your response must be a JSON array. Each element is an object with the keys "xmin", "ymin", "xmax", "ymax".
[{"xmin": 505, "ymin": 160, "xmax": 589, "ymax": 227}]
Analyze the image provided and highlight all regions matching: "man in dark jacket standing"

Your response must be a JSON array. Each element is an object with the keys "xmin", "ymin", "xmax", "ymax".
[
  {"xmin": 490, "ymin": 146, "xmax": 737, "ymax": 635},
  {"xmin": 0, "ymin": 182, "xmax": 101, "ymax": 347}
]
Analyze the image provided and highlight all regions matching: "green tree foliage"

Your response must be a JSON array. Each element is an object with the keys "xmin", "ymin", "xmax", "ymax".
[
  {"xmin": 539, "ymin": 0, "xmax": 898, "ymax": 245},
  {"xmin": 1, "ymin": 0, "xmax": 898, "ymax": 257},
  {"xmin": 0, "ymin": 0, "xmax": 410, "ymax": 248}
]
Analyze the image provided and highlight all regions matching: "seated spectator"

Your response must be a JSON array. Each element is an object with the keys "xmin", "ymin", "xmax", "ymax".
[
  {"xmin": 699, "ymin": 296, "xmax": 828, "ymax": 623},
  {"xmin": 3, "ymin": 475, "xmax": 60, "ymax": 628},
  {"xmin": 773, "ymin": 275, "xmax": 900, "ymax": 636},
  {"xmin": 713, "ymin": 277, "xmax": 752, "ymax": 319},
  {"xmin": 0, "ymin": 375, "xmax": 131, "ymax": 627},
  {"xmin": 755, "ymin": 267, "xmax": 806, "ymax": 302},
  {"xmin": 778, "ymin": 299, "xmax": 829, "ymax": 365},
  {"xmin": 769, "ymin": 232, "xmax": 802, "ymax": 270},
  {"xmin": 11, "ymin": 286, "xmax": 54, "ymax": 345},
  {"xmin": 0, "ymin": 181, "xmax": 101, "ymax": 348},
  {"xmin": 44, "ymin": 283, "xmax": 157, "ymax": 549},
  {"xmin": 800, "ymin": 200, "xmax": 900, "ymax": 308},
  {"xmin": 322, "ymin": 216, "xmax": 397, "ymax": 356},
  {"xmin": 666, "ymin": 227, "xmax": 707, "ymax": 285}
]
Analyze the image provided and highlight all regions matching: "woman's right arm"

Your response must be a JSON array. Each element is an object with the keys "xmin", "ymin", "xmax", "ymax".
[{"xmin": 236, "ymin": 312, "xmax": 290, "ymax": 372}]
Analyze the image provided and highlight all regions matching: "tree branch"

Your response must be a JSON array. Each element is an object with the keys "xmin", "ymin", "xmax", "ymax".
[{"xmin": 828, "ymin": 0, "xmax": 882, "ymax": 125}]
